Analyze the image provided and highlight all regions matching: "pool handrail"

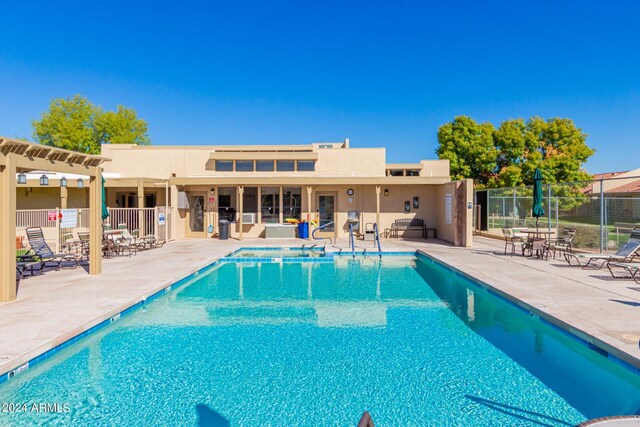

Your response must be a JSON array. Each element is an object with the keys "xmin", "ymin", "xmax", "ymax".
[
  {"xmin": 312, "ymin": 221, "xmax": 334, "ymax": 244},
  {"xmin": 349, "ymin": 222, "xmax": 355, "ymax": 259},
  {"xmin": 373, "ymin": 223, "xmax": 382, "ymax": 258}
]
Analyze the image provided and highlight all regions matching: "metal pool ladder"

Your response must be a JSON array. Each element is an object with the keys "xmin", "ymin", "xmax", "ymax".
[
  {"xmin": 349, "ymin": 222, "xmax": 356, "ymax": 259},
  {"xmin": 373, "ymin": 223, "xmax": 382, "ymax": 258}
]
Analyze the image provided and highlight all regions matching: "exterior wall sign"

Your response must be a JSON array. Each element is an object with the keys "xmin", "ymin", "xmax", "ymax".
[
  {"xmin": 445, "ymin": 193, "xmax": 452, "ymax": 224},
  {"xmin": 47, "ymin": 211, "xmax": 57, "ymax": 221}
]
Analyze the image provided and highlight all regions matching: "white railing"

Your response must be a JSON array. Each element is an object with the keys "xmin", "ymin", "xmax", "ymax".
[{"xmin": 16, "ymin": 207, "xmax": 174, "ymax": 252}]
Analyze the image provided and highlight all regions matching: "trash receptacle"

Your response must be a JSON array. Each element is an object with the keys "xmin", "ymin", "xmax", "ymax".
[
  {"xmin": 219, "ymin": 220, "xmax": 230, "ymax": 240},
  {"xmin": 297, "ymin": 222, "xmax": 309, "ymax": 239}
]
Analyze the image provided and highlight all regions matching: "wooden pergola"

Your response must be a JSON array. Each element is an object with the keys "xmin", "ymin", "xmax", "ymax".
[{"xmin": 0, "ymin": 137, "xmax": 110, "ymax": 302}]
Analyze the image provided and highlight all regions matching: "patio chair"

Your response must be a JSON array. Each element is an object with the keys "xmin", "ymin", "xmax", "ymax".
[
  {"xmin": 564, "ymin": 228, "xmax": 640, "ymax": 268},
  {"xmin": 112, "ymin": 234, "xmax": 136, "ymax": 257},
  {"xmin": 502, "ymin": 228, "xmax": 525, "ymax": 257},
  {"xmin": 25, "ymin": 227, "xmax": 78, "ymax": 269},
  {"xmin": 129, "ymin": 229, "xmax": 166, "ymax": 250},
  {"xmin": 121, "ymin": 228, "xmax": 147, "ymax": 250},
  {"xmin": 607, "ymin": 262, "xmax": 640, "ymax": 283},
  {"xmin": 102, "ymin": 236, "xmax": 118, "ymax": 258},
  {"xmin": 547, "ymin": 228, "xmax": 576, "ymax": 259}
]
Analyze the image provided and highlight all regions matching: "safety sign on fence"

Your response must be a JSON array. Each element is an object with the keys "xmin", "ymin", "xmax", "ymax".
[{"xmin": 60, "ymin": 209, "xmax": 78, "ymax": 228}]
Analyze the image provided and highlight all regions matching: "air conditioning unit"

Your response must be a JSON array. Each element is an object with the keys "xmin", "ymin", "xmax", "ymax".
[{"xmin": 242, "ymin": 213, "xmax": 256, "ymax": 224}]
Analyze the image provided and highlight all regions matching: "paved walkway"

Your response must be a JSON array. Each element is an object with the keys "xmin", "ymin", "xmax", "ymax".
[{"xmin": 1, "ymin": 236, "xmax": 639, "ymax": 377}]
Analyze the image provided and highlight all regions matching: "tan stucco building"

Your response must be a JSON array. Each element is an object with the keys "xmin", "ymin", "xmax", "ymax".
[{"xmin": 99, "ymin": 139, "xmax": 473, "ymax": 245}]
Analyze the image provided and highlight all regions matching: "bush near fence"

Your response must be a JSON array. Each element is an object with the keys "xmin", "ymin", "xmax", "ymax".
[{"xmin": 569, "ymin": 224, "xmax": 600, "ymax": 250}]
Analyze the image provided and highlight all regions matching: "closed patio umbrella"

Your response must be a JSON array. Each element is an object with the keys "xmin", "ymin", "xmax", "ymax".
[
  {"xmin": 532, "ymin": 168, "xmax": 545, "ymax": 230},
  {"xmin": 101, "ymin": 176, "xmax": 109, "ymax": 221}
]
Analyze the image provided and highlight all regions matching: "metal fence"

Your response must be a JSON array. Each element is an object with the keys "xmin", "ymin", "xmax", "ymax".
[
  {"xmin": 16, "ymin": 207, "xmax": 174, "ymax": 253},
  {"xmin": 474, "ymin": 176, "xmax": 640, "ymax": 253}
]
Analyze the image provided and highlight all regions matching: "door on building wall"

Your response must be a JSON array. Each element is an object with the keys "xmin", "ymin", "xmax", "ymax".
[
  {"xmin": 116, "ymin": 192, "xmax": 137, "ymax": 208},
  {"xmin": 316, "ymin": 194, "xmax": 336, "ymax": 239},
  {"xmin": 186, "ymin": 193, "xmax": 206, "ymax": 237}
]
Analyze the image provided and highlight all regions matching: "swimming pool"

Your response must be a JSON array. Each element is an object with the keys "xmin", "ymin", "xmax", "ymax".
[{"xmin": 0, "ymin": 253, "xmax": 638, "ymax": 426}]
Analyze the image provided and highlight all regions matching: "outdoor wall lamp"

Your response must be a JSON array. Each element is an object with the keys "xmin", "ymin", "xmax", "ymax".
[
  {"xmin": 60, "ymin": 176, "xmax": 68, "ymax": 187},
  {"xmin": 17, "ymin": 173, "xmax": 27, "ymax": 184},
  {"xmin": 39, "ymin": 174, "xmax": 49, "ymax": 186},
  {"xmin": 77, "ymin": 178, "xmax": 84, "ymax": 189},
  {"xmin": 384, "ymin": 189, "xmax": 389, "ymax": 197}
]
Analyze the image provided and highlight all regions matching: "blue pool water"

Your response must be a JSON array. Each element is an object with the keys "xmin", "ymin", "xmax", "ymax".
[
  {"xmin": 229, "ymin": 248, "xmax": 326, "ymax": 258},
  {"xmin": 1, "ymin": 254, "xmax": 639, "ymax": 426}
]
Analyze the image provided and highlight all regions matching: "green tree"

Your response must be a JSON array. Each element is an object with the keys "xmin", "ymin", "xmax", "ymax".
[
  {"xmin": 32, "ymin": 95, "xmax": 150, "ymax": 154},
  {"xmin": 32, "ymin": 95, "xmax": 98, "ymax": 153},
  {"xmin": 436, "ymin": 116, "xmax": 498, "ymax": 188},
  {"xmin": 437, "ymin": 115, "xmax": 594, "ymax": 189},
  {"xmin": 95, "ymin": 105, "xmax": 150, "ymax": 146}
]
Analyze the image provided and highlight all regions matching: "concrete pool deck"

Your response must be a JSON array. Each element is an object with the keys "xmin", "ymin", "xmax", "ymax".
[{"xmin": 0, "ymin": 236, "xmax": 639, "ymax": 378}]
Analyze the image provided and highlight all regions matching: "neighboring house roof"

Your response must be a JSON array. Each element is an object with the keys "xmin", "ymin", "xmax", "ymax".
[
  {"xmin": 606, "ymin": 180, "xmax": 640, "ymax": 194},
  {"xmin": 581, "ymin": 171, "xmax": 630, "ymax": 194}
]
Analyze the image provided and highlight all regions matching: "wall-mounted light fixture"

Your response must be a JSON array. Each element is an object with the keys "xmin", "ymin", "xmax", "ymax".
[
  {"xmin": 210, "ymin": 188, "xmax": 215, "ymax": 196},
  {"xmin": 77, "ymin": 178, "xmax": 84, "ymax": 189},
  {"xmin": 17, "ymin": 173, "xmax": 27, "ymax": 184},
  {"xmin": 384, "ymin": 188, "xmax": 389, "ymax": 197},
  {"xmin": 39, "ymin": 174, "xmax": 49, "ymax": 186},
  {"xmin": 60, "ymin": 176, "xmax": 68, "ymax": 187}
]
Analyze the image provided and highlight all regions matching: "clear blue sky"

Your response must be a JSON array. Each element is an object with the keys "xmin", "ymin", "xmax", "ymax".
[{"xmin": 1, "ymin": 0, "xmax": 638, "ymax": 173}]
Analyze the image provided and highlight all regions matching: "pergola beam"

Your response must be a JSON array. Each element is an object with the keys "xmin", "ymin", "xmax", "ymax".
[{"xmin": 0, "ymin": 154, "xmax": 17, "ymax": 301}]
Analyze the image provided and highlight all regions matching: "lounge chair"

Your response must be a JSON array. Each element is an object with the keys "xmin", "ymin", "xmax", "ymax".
[
  {"xmin": 564, "ymin": 229, "xmax": 640, "ymax": 268},
  {"xmin": 607, "ymin": 262, "xmax": 640, "ymax": 283},
  {"xmin": 25, "ymin": 227, "xmax": 78, "ymax": 269}
]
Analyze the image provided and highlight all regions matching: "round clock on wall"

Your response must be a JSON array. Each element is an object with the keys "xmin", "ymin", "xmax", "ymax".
[{"xmin": 346, "ymin": 188, "xmax": 354, "ymax": 196}]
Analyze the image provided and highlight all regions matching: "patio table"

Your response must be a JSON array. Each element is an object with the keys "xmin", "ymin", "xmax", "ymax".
[{"xmin": 523, "ymin": 230, "xmax": 555, "ymax": 259}]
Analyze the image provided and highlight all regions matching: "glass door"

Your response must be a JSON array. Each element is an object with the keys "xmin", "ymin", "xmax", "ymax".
[
  {"xmin": 317, "ymin": 194, "xmax": 335, "ymax": 235},
  {"xmin": 187, "ymin": 194, "xmax": 206, "ymax": 236}
]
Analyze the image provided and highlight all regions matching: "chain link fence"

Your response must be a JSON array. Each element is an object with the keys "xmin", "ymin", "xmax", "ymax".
[{"xmin": 474, "ymin": 176, "xmax": 640, "ymax": 253}]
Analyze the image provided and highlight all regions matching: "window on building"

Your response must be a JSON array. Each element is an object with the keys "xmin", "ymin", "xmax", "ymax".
[
  {"xmin": 406, "ymin": 169, "xmax": 420, "ymax": 176},
  {"xmin": 297, "ymin": 160, "xmax": 315, "ymax": 171},
  {"xmin": 389, "ymin": 169, "xmax": 404, "ymax": 177},
  {"xmin": 235, "ymin": 160, "xmax": 253, "ymax": 172},
  {"xmin": 243, "ymin": 187, "xmax": 258, "ymax": 221},
  {"xmin": 261, "ymin": 187, "xmax": 280, "ymax": 223},
  {"xmin": 215, "ymin": 160, "xmax": 233, "ymax": 172},
  {"xmin": 283, "ymin": 187, "xmax": 301, "ymax": 220},
  {"xmin": 319, "ymin": 144, "xmax": 333, "ymax": 149},
  {"xmin": 256, "ymin": 160, "xmax": 274, "ymax": 171},
  {"xmin": 218, "ymin": 187, "xmax": 236, "ymax": 221},
  {"xmin": 277, "ymin": 160, "xmax": 295, "ymax": 172}
]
